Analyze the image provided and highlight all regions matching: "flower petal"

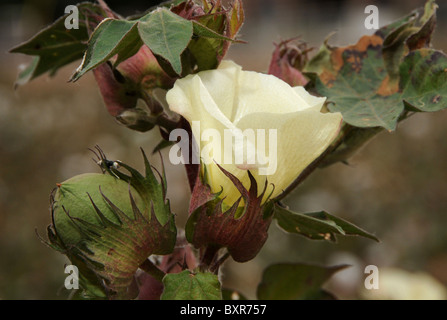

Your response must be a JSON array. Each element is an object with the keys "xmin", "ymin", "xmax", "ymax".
[
  {"xmin": 232, "ymin": 68, "xmax": 312, "ymax": 124},
  {"xmin": 293, "ymin": 86, "xmax": 327, "ymax": 109},
  {"xmin": 236, "ymin": 107, "xmax": 343, "ymax": 199},
  {"xmin": 167, "ymin": 73, "xmax": 239, "ymax": 168},
  {"xmin": 195, "ymin": 60, "xmax": 241, "ymax": 120},
  {"xmin": 195, "ymin": 61, "xmax": 314, "ymax": 123}
]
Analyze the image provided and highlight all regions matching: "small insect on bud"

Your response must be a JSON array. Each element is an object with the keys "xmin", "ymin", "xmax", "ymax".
[{"xmin": 97, "ymin": 159, "xmax": 121, "ymax": 170}]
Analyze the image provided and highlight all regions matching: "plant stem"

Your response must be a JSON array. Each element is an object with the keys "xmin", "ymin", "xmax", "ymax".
[
  {"xmin": 199, "ymin": 245, "xmax": 220, "ymax": 272},
  {"xmin": 155, "ymin": 114, "xmax": 179, "ymax": 132},
  {"xmin": 210, "ymin": 252, "xmax": 230, "ymax": 274},
  {"xmin": 141, "ymin": 91, "xmax": 163, "ymax": 115},
  {"xmin": 141, "ymin": 91, "xmax": 180, "ymax": 131},
  {"xmin": 139, "ymin": 259, "xmax": 166, "ymax": 282}
]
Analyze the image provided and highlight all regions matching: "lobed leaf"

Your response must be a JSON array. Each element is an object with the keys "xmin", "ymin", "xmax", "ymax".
[
  {"xmin": 71, "ymin": 19, "xmax": 141, "ymax": 81},
  {"xmin": 10, "ymin": 2, "xmax": 108, "ymax": 86},
  {"xmin": 138, "ymin": 8, "xmax": 193, "ymax": 75},
  {"xmin": 161, "ymin": 270, "xmax": 222, "ymax": 300},
  {"xmin": 307, "ymin": 0, "xmax": 445, "ymax": 131}
]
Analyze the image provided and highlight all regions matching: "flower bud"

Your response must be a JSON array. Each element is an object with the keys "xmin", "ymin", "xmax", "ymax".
[
  {"xmin": 268, "ymin": 39, "xmax": 311, "ymax": 87},
  {"xmin": 171, "ymin": 0, "xmax": 244, "ymax": 71},
  {"xmin": 93, "ymin": 45, "xmax": 175, "ymax": 122},
  {"xmin": 170, "ymin": 0, "xmax": 206, "ymax": 21},
  {"xmin": 116, "ymin": 45, "xmax": 175, "ymax": 92},
  {"xmin": 52, "ymin": 173, "xmax": 144, "ymax": 246},
  {"xmin": 46, "ymin": 148, "xmax": 176, "ymax": 299},
  {"xmin": 186, "ymin": 166, "xmax": 273, "ymax": 263},
  {"xmin": 92, "ymin": 63, "xmax": 139, "ymax": 118}
]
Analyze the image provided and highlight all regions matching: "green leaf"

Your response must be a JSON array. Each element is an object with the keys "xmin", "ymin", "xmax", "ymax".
[
  {"xmin": 257, "ymin": 263, "xmax": 348, "ymax": 300},
  {"xmin": 375, "ymin": 11, "xmax": 418, "ymax": 40},
  {"xmin": 171, "ymin": 0, "xmax": 186, "ymax": 5},
  {"xmin": 315, "ymin": 45, "xmax": 447, "ymax": 130},
  {"xmin": 187, "ymin": 37, "xmax": 220, "ymax": 71},
  {"xmin": 71, "ymin": 19, "xmax": 141, "ymax": 82},
  {"xmin": 400, "ymin": 49, "xmax": 447, "ymax": 112},
  {"xmin": 381, "ymin": 0, "xmax": 436, "ymax": 83},
  {"xmin": 274, "ymin": 204, "xmax": 379, "ymax": 242},
  {"xmin": 308, "ymin": 0, "xmax": 445, "ymax": 131},
  {"xmin": 10, "ymin": 2, "xmax": 107, "ymax": 86},
  {"xmin": 161, "ymin": 270, "xmax": 222, "ymax": 300},
  {"xmin": 138, "ymin": 8, "xmax": 193, "ymax": 75},
  {"xmin": 312, "ymin": 36, "xmax": 404, "ymax": 131}
]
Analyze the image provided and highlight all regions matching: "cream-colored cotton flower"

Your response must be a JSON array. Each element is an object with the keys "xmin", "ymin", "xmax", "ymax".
[{"xmin": 166, "ymin": 60, "xmax": 342, "ymax": 205}]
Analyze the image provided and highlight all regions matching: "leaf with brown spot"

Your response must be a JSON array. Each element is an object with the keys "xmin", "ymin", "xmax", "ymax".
[
  {"xmin": 400, "ymin": 49, "xmax": 447, "ymax": 112},
  {"xmin": 307, "ymin": 0, "xmax": 445, "ymax": 131},
  {"xmin": 312, "ymin": 34, "xmax": 403, "ymax": 130},
  {"xmin": 381, "ymin": 0, "xmax": 437, "ymax": 83}
]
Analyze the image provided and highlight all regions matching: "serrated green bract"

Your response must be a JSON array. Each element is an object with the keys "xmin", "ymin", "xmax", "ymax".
[
  {"xmin": 138, "ymin": 8, "xmax": 193, "ymax": 75},
  {"xmin": 52, "ymin": 173, "xmax": 145, "ymax": 246},
  {"xmin": 161, "ymin": 270, "xmax": 222, "ymax": 300},
  {"xmin": 97, "ymin": 148, "xmax": 175, "ymax": 229},
  {"xmin": 257, "ymin": 263, "xmax": 348, "ymax": 300},
  {"xmin": 274, "ymin": 204, "xmax": 379, "ymax": 242}
]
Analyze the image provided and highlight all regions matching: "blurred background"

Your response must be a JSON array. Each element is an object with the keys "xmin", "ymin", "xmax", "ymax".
[{"xmin": 1, "ymin": 0, "xmax": 446, "ymax": 299}]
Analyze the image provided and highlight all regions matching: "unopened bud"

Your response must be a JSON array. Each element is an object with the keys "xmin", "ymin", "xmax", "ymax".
[
  {"xmin": 46, "ymin": 149, "xmax": 176, "ymax": 299},
  {"xmin": 268, "ymin": 39, "xmax": 311, "ymax": 87}
]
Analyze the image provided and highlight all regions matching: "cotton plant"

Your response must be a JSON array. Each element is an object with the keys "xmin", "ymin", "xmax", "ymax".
[{"xmin": 10, "ymin": 0, "xmax": 447, "ymax": 300}]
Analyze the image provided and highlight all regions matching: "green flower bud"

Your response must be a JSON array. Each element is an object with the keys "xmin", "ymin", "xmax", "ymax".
[
  {"xmin": 45, "ymin": 148, "xmax": 176, "ymax": 299},
  {"xmin": 52, "ymin": 173, "xmax": 145, "ymax": 247}
]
